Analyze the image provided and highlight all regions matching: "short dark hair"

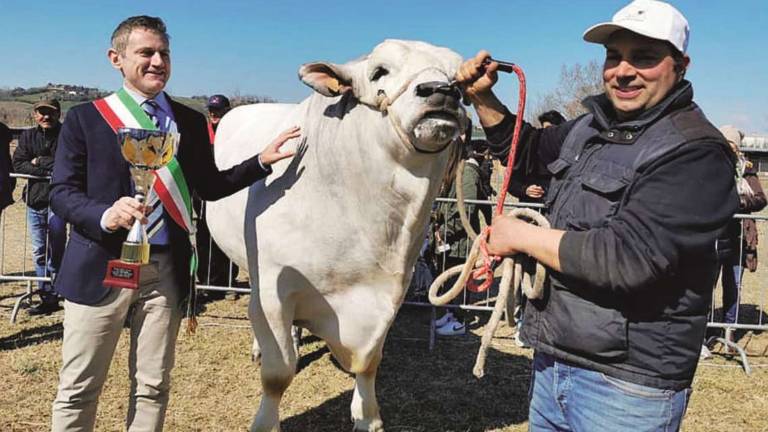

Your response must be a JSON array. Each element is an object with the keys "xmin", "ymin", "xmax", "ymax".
[
  {"xmin": 111, "ymin": 16, "xmax": 169, "ymax": 55},
  {"xmin": 538, "ymin": 110, "xmax": 566, "ymax": 126}
]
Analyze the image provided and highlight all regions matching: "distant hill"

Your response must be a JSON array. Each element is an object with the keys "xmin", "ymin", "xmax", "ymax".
[
  {"xmin": 0, "ymin": 84, "xmax": 275, "ymax": 128},
  {"xmin": 0, "ymin": 84, "xmax": 207, "ymax": 127}
]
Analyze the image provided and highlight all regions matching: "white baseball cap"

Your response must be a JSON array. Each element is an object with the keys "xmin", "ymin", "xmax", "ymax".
[{"xmin": 583, "ymin": 0, "xmax": 690, "ymax": 54}]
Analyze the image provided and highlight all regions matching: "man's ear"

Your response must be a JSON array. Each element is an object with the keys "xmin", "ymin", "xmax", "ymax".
[
  {"xmin": 107, "ymin": 47, "xmax": 123, "ymax": 72},
  {"xmin": 299, "ymin": 62, "xmax": 354, "ymax": 97},
  {"xmin": 675, "ymin": 55, "xmax": 691, "ymax": 82}
]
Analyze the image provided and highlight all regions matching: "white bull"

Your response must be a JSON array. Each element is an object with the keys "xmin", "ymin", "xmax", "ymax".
[{"xmin": 207, "ymin": 39, "xmax": 467, "ymax": 432}]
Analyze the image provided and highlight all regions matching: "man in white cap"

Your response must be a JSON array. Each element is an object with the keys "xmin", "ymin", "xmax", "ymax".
[{"xmin": 456, "ymin": 1, "xmax": 737, "ymax": 430}]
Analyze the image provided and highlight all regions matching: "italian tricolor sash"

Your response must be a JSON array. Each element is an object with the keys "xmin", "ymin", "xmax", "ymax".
[
  {"xmin": 95, "ymin": 89, "xmax": 200, "ymax": 330},
  {"xmin": 93, "ymin": 88, "xmax": 195, "ymax": 234}
]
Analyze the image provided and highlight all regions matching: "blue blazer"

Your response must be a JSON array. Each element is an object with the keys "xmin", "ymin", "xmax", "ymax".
[{"xmin": 50, "ymin": 96, "xmax": 270, "ymax": 305}]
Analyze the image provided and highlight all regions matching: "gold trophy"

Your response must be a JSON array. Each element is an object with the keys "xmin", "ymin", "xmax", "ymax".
[{"xmin": 103, "ymin": 127, "xmax": 176, "ymax": 289}]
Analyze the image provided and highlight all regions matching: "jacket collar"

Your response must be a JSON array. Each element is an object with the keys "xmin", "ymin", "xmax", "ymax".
[
  {"xmin": 584, "ymin": 80, "xmax": 693, "ymax": 132},
  {"xmin": 580, "ymin": 81, "xmax": 693, "ymax": 145}
]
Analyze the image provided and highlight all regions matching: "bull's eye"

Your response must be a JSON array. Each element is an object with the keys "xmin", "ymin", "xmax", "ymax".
[{"xmin": 370, "ymin": 67, "xmax": 389, "ymax": 82}]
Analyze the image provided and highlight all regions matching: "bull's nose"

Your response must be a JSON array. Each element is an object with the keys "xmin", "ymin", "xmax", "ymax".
[{"xmin": 415, "ymin": 81, "xmax": 461, "ymax": 111}]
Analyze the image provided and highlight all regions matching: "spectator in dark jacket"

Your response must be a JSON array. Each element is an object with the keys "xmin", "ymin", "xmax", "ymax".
[
  {"xmin": 509, "ymin": 110, "xmax": 566, "ymax": 204},
  {"xmin": 433, "ymin": 139, "xmax": 493, "ymax": 336},
  {"xmin": 12, "ymin": 99, "xmax": 67, "ymax": 315},
  {"xmin": 194, "ymin": 94, "xmax": 240, "ymax": 300},
  {"xmin": 0, "ymin": 122, "xmax": 15, "ymax": 217}
]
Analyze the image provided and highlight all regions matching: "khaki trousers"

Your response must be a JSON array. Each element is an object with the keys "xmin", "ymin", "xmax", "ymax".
[{"xmin": 51, "ymin": 248, "xmax": 183, "ymax": 432}]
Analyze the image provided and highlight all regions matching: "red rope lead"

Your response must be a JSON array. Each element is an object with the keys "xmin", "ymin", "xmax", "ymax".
[{"xmin": 467, "ymin": 64, "xmax": 527, "ymax": 293}]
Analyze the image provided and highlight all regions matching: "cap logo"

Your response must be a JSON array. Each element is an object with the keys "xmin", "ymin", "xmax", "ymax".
[{"xmin": 619, "ymin": 7, "xmax": 647, "ymax": 22}]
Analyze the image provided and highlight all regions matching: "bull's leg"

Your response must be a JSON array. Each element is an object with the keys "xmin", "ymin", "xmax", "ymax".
[
  {"xmin": 249, "ymin": 297, "xmax": 298, "ymax": 432},
  {"xmin": 351, "ymin": 348, "xmax": 384, "ymax": 432},
  {"xmin": 324, "ymin": 333, "xmax": 386, "ymax": 431},
  {"xmin": 251, "ymin": 326, "xmax": 301, "ymax": 367}
]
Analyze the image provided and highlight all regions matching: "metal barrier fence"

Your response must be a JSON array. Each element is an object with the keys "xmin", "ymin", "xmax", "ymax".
[
  {"xmin": 703, "ymin": 213, "xmax": 768, "ymax": 374},
  {"xmin": 1, "ymin": 179, "xmax": 766, "ymax": 373},
  {"xmin": 402, "ymin": 197, "xmax": 545, "ymax": 350},
  {"xmin": 0, "ymin": 174, "xmax": 62, "ymax": 322}
]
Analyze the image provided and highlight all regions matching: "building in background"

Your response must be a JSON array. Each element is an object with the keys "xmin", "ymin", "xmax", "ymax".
[{"xmin": 742, "ymin": 134, "xmax": 768, "ymax": 174}]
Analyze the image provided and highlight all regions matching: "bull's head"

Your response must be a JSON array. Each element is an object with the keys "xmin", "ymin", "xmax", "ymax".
[{"xmin": 299, "ymin": 39, "xmax": 468, "ymax": 154}]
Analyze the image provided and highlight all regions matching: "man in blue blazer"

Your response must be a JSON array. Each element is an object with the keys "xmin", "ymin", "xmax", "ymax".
[{"xmin": 49, "ymin": 15, "xmax": 299, "ymax": 431}]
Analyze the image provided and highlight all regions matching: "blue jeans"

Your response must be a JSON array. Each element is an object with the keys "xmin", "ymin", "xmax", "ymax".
[
  {"xmin": 27, "ymin": 207, "xmax": 66, "ymax": 299},
  {"xmin": 529, "ymin": 352, "xmax": 690, "ymax": 432},
  {"xmin": 721, "ymin": 256, "xmax": 743, "ymax": 324}
]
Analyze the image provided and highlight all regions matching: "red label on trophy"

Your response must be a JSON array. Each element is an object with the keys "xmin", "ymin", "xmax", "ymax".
[{"xmin": 104, "ymin": 260, "xmax": 142, "ymax": 289}]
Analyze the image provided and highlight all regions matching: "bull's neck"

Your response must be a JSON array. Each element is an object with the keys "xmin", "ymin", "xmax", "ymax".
[{"xmin": 303, "ymin": 94, "xmax": 450, "ymax": 270}]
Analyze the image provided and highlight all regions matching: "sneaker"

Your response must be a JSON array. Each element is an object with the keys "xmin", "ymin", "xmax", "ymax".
[
  {"xmin": 28, "ymin": 301, "xmax": 62, "ymax": 316},
  {"xmin": 514, "ymin": 331, "xmax": 530, "ymax": 348},
  {"xmin": 435, "ymin": 311, "xmax": 455, "ymax": 328},
  {"xmin": 436, "ymin": 320, "xmax": 466, "ymax": 336},
  {"xmin": 699, "ymin": 344, "xmax": 712, "ymax": 360}
]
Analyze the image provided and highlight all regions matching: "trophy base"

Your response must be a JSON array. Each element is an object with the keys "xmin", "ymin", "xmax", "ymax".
[{"xmin": 103, "ymin": 259, "xmax": 142, "ymax": 290}]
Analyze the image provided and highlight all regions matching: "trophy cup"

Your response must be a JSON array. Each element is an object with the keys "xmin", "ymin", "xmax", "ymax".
[{"xmin": 103, "ymin": 127, "xmax": 176, "ymax": 289}]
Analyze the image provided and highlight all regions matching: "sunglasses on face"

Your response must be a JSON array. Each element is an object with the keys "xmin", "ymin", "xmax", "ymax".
[{"xmin": 36, "ymin": 108, "xmax": 59, "ymax": 117}]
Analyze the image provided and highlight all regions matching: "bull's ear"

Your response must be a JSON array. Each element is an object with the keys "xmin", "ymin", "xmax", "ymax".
[{"xmin": 299, "ymin": 62, "xmax": 354, "ymax": 97}]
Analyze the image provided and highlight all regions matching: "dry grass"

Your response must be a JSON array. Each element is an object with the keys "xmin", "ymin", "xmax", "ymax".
[
  {"xmin": 2, "ymin": 295, "xmax": 767, "ymax": 432},
  {"xmin": 1, "ymin": 182, "xmax": 768, "ymax": 431}
]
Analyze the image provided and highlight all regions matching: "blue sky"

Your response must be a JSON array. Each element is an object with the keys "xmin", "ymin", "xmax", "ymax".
[{"xmin": 1, "ymin": 0, "xmax": 766, "ymax": 134}]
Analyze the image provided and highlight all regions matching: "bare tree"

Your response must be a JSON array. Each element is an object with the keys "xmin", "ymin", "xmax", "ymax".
[{"xmin": 530, "ymin": 60, "xmax": 603, "ymax": 125}]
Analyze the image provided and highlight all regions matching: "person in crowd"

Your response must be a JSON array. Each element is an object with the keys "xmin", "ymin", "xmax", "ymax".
[
  {"xmin": 718, "ymin": 125, "xmax": 766, "ymax": 339},
  {"xmin": 206, "ymin": 94, "xmax": 230, "ymax": 137},
  {"xmin": 509, "ymin": 110, "xmax": 566, "ymax": 204},
  {"xmin": 455, "ymin": 0, "xmax": 737, "ymax": 429},
  {"xmin": 12, "ymin": 99, "xmax": 67, "ymax": 316},
  {"xmin": 195, "ymin": 94, "xmax": 239, "ymax": 300},
  {"xmin": 433, "ymin": 138, "xmax": 493, "ymax": 336},
  {"xmin": 49, "ymin": 15, "xmax": 298, "ymax": 431},
  {"xmin": 537, "ymin": 110, "xmax": 566, "ymax": 129},
  {"xmin": 0, "ymin": 122, "xmax": 15, "ymax": 222}
]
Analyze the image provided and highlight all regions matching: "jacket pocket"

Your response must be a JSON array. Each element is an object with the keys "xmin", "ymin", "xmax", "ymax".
[
  {"xmin": 565, "ymin": 170, "xmax": 629, "ymax": 230},
  {"xmin": 545, "ymin": 287, "xmax": 628, "ymax": 360},
  {"xmin": 599, "ymin": 373, "xmax": 673, "ymax": 400},
  {"xmin": 544, "ymin": 158, "xmax": 571, "ymax": 208}
]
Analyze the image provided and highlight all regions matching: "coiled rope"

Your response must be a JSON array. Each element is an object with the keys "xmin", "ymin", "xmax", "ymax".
[{"xmin": 427, "ymin": 62, "xmax": 550, "ymax": 378}]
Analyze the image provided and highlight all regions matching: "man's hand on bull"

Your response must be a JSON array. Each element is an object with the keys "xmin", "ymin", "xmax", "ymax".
[
  {"xmin": 104, "ymin": 196, "xmax": 148, "ymax": 231},
  {"xmin": 455, "ymin": 51, "xmax": 507, "ymax": 128},
  {"xmin": 258, "ymin": 126, "xmax": 301, "ymax": 166}
]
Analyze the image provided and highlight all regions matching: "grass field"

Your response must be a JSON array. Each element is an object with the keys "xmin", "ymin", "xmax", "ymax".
[{"xmin": 1, "ymin": 180, "xmax": 767, "ymax": 431}]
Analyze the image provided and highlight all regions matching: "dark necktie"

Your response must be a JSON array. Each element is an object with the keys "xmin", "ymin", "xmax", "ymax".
[{"xmin": 142, "ymin": 99, "xmax": 169, "ymax": 244}]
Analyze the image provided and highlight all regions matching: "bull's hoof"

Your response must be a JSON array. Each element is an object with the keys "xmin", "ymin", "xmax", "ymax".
[
  {"xmin": 352, "ymin": 418, "xmax": 384, "ymax": 432},
  {"xmin": 249, "ymin": 423, "xmax": 280, "ymax": 432}
]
